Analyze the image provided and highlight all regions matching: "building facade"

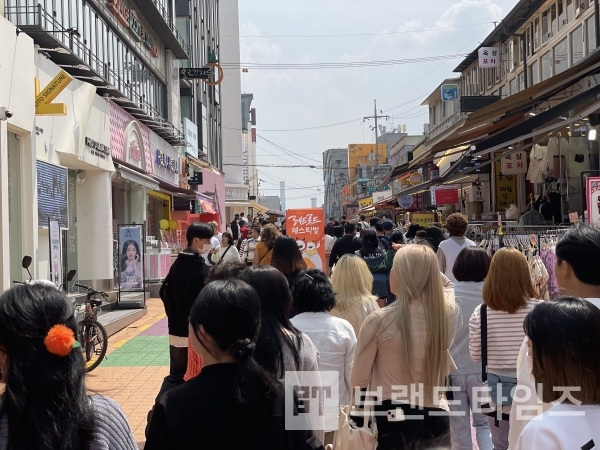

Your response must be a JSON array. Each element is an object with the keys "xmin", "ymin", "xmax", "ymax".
[
  {"xmin": 0, "ymin": 0, "xmax": 236, "ymax": 291},
  {"xmin": 382, "ymin": 0, "xmax": 600, "ymax": 225},
  {"xmin": 323, "ymin": 148, "xmax": 348, "ymax": 219}
]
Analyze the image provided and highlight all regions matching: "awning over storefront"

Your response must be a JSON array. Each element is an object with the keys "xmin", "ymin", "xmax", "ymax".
[
  {"xmin": 267, "ymin": 209, "xmax": 285, "ymax": 217},
  {"xmin": 249, "ymin": 201, "xmax": 269, "ymax": 215},
  {"xmin": 409, "ymin": 119, "xmax": 468, "ymax": 168},
  {"xmin": 155, "ymin": 180, "xmax": 197, "ymax": 198},
  {"xmin": 397, "ymin": 179, "xmax": 441, "ymax": 197},
  {"xmin": 114, "ymin": 164, "xmax": 159, "ymax": 190},
  {"xmin": 226, "ymin": 201, "xmax": 252, "ymax": 208}
]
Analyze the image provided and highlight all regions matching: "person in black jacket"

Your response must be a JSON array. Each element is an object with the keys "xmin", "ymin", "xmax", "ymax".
[
  {"xmin": 146, "ymin": 222, "xmax": 212, "ymax": 436},
  {"xmin": 231, "ymin": 214, "xmax": 240, "ymax": 242},
  {"xmin": 145, "ymin": 280, "xmax": 325, "ymax": 450},
  {"xmin": 327, "ymin": 222, "xmax": 361, "ymax": 276}
]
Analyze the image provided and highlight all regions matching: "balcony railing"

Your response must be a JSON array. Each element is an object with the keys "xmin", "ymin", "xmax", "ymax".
[
  {"xmin": 427, "ymin": 110, "xmax": 466, "ymax": 140},
  {"xmin": 6, "ymin": 4, "xmax": 185, "ymax": 145},
  {"xmin": 129, "ymin": 0, "xmax": 189, "ymax": 58}
]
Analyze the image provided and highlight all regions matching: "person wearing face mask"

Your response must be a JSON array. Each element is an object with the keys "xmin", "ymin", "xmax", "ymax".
[{"xmin": 146, "ymin": 222, "xmax": 213, "ymax": 436}]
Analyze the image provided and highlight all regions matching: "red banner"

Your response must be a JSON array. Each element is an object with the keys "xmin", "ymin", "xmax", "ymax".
[{"xmin": 286, "ymin": 208, "xmax": 326, "ymax": 271}]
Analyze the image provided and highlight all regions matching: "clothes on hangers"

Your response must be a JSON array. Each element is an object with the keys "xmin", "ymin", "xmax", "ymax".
[
  {"xmin": 529, "ymin": 255, "xmax": 549, "ymax": 300},
  {"xmin": 539, "ymin": 245, "xmax": 560, "ymax": 299},
  {"xmin": 527, "ymin": 144, "xmax": 548, "ymax": 184}
]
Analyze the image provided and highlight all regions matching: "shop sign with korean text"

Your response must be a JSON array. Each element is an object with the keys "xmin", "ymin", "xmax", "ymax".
[
  {"xmin": 411, "ymin": 213, "xmax": 435, "ymax": 227},
  {"xmin": 430, "ymin": 186, "xmax": 459, "ymax": 205},
  {"xmin": 495, "ymin": 159, "xmax": 517, "ymax": 211},
  {"xmin": 478, "ymin": 47, "xmax": 500, "ymax": 68},
  {"xmin": 466, "ymin": 185, "xmax": 485, "ymax": 202},
  {"xmin": 587, "ymin": 177, "xmax": 600, "ymax": 225},
  {"xmin": 286, "ymin": 209, "xmax": 325, "ymax": 271},
  {"xmin": 501, "ymin": 151, "xmax": 528, "ymax": 174}
]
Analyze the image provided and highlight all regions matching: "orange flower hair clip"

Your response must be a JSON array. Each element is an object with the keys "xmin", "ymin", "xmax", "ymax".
[{"xmin": 44, "ymin": 324, "xmax": 81, "ymax": 357}]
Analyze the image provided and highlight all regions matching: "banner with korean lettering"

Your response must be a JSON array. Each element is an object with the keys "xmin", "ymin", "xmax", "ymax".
[
  {"xmin": 286, "ymin": 208, "xmax": 325, "ymax": 271},
  {"xmin": 495, "ymin": 160, "xmax": 517, "ymax": 211},
  {"xmin": 501, "ymin": 150, "xmax": 528, "ymax": 174}
]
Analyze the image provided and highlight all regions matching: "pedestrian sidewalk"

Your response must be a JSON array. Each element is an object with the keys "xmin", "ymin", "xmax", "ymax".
[{"xmin": 86, "ymin": 298, "xmax": 169, "ymax": 447}]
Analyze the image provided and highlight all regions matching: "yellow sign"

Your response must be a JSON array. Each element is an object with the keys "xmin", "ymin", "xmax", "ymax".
[
  {"xmin": 409, "ymin": 172, "xmax": 424, "ymax": 185},
  {"xmin": 411, "ymin": 213, "xmax": 435, "ymax": 227},
  {"xmin": 358, "ymin": 197, "xmax": 373, "ymax": 210},
  {"xmin": 35, "ymin": 70, "xmax": 73, "ymax": 115},
  {"xmin": 494, "ymin": 160, "xmax": 516, "ymax": 211}
]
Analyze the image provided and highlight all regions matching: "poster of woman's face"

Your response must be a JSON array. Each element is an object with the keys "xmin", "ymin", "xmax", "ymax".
[{"xmin": 119, "ymin": 226, "xmax": 144, "ymax": 291}]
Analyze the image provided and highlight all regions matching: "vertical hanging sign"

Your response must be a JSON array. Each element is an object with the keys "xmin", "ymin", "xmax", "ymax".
[{"xmin": 49, "ymin": 219, "xmax": 63, "ymax": 287}]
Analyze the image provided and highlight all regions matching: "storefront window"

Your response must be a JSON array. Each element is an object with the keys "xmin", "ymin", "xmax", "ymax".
[
  {"xmin": 555, "ymin": 38, "xmax": 569, "ymax": 74},
  {"xmin": 530, "ymin": 61, "xmax": 539, "ymax": 85},
  {"xmin": 567, "ymin": 0, "xmax": 573, "ymax": 23},
  {"xmin": 551, "ymin": 4, "xmax": 558, "ymax": 36},
  {"xmin": 587, "ymin": 16, "xmax": 596, "ymax": 54},
  {"xmin": 500, "ymin": 85, "xmax": 507, "ymax": 98},
  {"xmin": 573, "ymin": 25, "xmax": 584, "ymax": 64},
  {"xmin": 541, "ymin": 52, "xmax": 552, "ymax": 81}
]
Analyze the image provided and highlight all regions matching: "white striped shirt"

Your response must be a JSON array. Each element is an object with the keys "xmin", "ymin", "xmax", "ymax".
[{"xmin": 469, "ymin": 299, "xmax": 540, "ymax": 375}]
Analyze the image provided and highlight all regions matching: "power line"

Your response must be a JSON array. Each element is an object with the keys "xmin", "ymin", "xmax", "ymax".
[
  {"xmin": 234, "ymin": 22, "xmax": 494, "ymax": 38},
  {"xmin": 258, "ymin": 135, "xmax": 324, "ymax": 164},
  {"xmin": 376, "ymin": 24, "xmax": 493, "ymax": 100},
  {"xmin": 222, "ymin": 53, "xmax": 468, "ymax": 70}
]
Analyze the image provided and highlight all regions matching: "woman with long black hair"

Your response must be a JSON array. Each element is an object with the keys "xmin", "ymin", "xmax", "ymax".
[
  {"xmin": 0, "ymin": 283, "xmax": 137, "ymax": 450},
  {"xmin": 240, "ymin": 266, "xmax": 319, "ymax": 377},
  {"xmin": 145, "ymin": 279, "xmax": 324, "ymax": 449}
]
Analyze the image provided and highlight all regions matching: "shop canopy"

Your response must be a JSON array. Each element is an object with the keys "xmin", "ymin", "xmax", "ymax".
[
  {"xmin": 267, "ymin": 209, "xmax": 285, "ymax": 217},
  {"xmin": 248, "ymin": 201, "xmax": 269, "ymax": 215}
]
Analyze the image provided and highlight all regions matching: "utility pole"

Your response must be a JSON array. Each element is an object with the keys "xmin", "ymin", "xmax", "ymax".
[{"xmin": 364, "ymin": 99, "xmax": 390, "ymax": 147}]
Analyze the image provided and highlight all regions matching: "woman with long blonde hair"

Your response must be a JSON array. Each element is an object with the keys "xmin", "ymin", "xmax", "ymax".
[
  {"xmin": 351, "ymin": 244, "xmax": 455, "ymax": 450},
  {"xmin": 330, "ymin": 254, "xmax": 379, "ymax": 336}
]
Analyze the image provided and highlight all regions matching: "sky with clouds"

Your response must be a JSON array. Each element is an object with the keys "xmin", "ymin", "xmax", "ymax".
[{"xmin": 238, "ymin": 0, "xmax": 519, "ymax": 210}]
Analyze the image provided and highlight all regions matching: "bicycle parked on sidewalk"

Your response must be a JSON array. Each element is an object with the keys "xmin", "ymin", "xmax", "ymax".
[{"xmin": 73, "ymin": 283, "xmax": 109, "ymax": 372}]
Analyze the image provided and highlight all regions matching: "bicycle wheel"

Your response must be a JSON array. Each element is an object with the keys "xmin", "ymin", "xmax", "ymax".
[{"xmin": 80, "ymin": 319, "xmax": 108, "ymax": 372}]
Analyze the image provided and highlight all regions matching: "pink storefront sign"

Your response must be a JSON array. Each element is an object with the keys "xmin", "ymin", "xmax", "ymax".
[{"xmin": 109, "ymin": 102, "xmax": 153, "ymax": 174}]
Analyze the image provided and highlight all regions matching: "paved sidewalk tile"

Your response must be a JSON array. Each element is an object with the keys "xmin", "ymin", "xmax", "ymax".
[{"xmin": 86, "ymin": 298, "xmax": 169, "ymax": 446}]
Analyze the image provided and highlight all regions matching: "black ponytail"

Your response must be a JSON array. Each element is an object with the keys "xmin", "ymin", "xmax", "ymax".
[
  {"xmin": 0, "ymin": 284, "xmax": 95, "ymax": 450},
  {"xmin": 189, "ymin": 280, "xmax": 279, "ymax": 427}
]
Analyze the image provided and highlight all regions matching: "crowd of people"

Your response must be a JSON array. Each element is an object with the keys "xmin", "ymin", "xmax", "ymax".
[{"xmin": 0, "ymin": 213, "xmax": 599, "ymax": 449}]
